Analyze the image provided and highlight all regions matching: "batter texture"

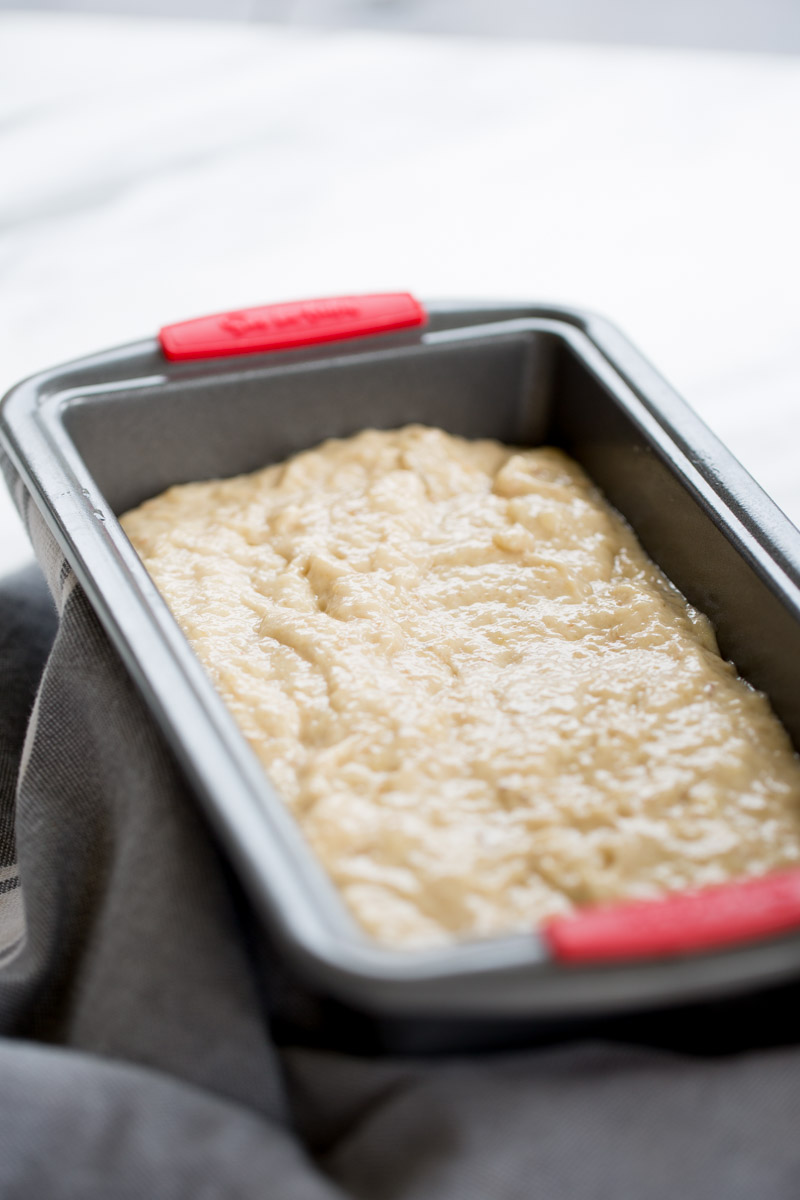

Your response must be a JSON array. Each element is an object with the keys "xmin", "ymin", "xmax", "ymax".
[{"xmin": 121, "ymin": 426, "xmax": 800, "ymax": 947}]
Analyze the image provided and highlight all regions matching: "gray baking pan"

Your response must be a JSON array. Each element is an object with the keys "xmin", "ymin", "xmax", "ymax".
[{"xmin": 5, "ymin": 296, "xmax": 800, "ymax": 1026}]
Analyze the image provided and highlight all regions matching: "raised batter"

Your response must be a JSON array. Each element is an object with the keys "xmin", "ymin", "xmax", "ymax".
[{"xmin": 121, "ymin": 426, "xmax": 800, "ymax": 947}]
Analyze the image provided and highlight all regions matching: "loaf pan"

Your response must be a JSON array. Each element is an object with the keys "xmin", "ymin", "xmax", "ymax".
[{"xmin": 5, "ymin": 294, "xmax": 800, "ymax": 1026}]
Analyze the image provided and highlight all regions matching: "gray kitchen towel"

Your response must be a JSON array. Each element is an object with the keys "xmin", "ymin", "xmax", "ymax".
[{"xmin": 3, "ymin": 494, "xmax": 800, "ymax": 1197}]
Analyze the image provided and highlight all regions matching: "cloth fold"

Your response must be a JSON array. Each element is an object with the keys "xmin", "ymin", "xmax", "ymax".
[{"xmin": 2, "ymin": 475, "xmax": 800, "ymax": 1197}]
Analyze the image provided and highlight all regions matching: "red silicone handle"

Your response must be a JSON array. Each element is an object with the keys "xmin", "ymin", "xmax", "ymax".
[
  {"xmin": 543, "ymin": 869, "xmax": 800, "ymax": 963},
  {"xmin": 159, "ymin": 292, "xmax": 427, "ymax": 361}
]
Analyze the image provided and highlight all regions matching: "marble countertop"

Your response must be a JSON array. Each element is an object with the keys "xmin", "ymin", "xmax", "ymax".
[{"xmin": 2, "ymin": 12, "xmax": 799, "ymax": 574}]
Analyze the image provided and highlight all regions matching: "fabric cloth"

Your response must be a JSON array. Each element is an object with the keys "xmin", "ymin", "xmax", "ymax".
[{"xmin": 3, "ymin": 478, "xmax": 800, "ymax": 1197}]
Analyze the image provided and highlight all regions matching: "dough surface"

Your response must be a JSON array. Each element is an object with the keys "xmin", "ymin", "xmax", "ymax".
[{"xmin": 121, "ymin": 426, "xmax": 800, "ymax": 947}]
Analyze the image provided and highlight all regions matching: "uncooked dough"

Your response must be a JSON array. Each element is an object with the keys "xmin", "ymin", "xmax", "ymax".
[{"xmin": 121, "ymin": 426, "xmax": 800, "ymax": 947}]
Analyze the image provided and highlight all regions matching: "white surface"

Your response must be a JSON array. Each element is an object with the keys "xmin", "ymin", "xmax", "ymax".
[{"xmin": 1, "ymin": 13, "xmax": 799, "ymax": 575}]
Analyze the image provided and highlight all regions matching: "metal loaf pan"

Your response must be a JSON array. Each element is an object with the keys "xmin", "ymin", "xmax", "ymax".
[{"xmin": 5, "ymin": 296, "xmax": 800, "ymax": 1034}]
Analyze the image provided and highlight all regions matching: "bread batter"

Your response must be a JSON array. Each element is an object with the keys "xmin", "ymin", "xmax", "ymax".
[{"xmin": 121, "ymin": 426, "xmax": 800, "ymax": 947}]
